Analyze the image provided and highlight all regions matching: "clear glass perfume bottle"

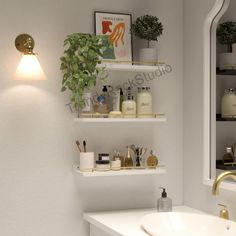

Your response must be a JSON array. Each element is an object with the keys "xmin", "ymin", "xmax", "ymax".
[{"xmin": 124, "ymin": 146, "xmax": 133, "ymax": 168}]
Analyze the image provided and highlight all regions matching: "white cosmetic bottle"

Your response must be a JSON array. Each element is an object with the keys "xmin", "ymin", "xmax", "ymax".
[
  {"xmin": 122, "ymin": 95, "xmax": 136, "ymax": 118},
  {"xmin": 222, "ymin": 88, "xmax": 236, "ymax": 118},
  {"xmin": 137, "ymin": 87, "xmax": 153, "ymax": 117},
  {"xmin": 157, "ymin": 188, "xmax": 172, "ymax": 212}
]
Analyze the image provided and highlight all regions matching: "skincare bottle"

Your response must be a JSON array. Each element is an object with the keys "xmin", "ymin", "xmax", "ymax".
[
  {"xmin": 102, "ymin": 85, "xmax": 109, "ymax": 107},
  {"xmin": 147, "ymin": 150, "xmax": 158, "ymax": 168},
  {"xmin": 95, "ymin": 95, "xmax": 109, "ymax": 114},
  {"xmin": 137, "ymin": 87, "xmax": 153, "ymax": 117},
  {"xmin": 122, "ymin": 88, "xmax": 136, "ymax": 118},
  {"xmin": 101, "ymin": 85, "xmax": 113, "ymax": 111},
  {"xmin": 157, "ymin": 188, "xmax": 172, "ymax": 212},
  {"xmin": 111, "ymin": 89, "xmax": 120, "ymax": 112},
  {"xmin": 222, "ymin": 88, "xmax": 236, "ymax": 118},
  {"xmin": 222, "ymin": 146, "xmax": 234, "ymax": 164},
  {"xmin": 79, "ymin": 85, "xmax": 92, "ymax": 114},
  {"xmin": 124, "ymin": 146, "xmax": 133, "ymax": 168},
  {"xmin": 120, "ymin": 88, "xmax": 124, "ymax": 111},
  {"xmin": 81, "ymin": 91, "xmax": 92, "ymax": 113},
  {"xmin": 94, "ymin": 86, "xmax": 110, "ymax": 114}
]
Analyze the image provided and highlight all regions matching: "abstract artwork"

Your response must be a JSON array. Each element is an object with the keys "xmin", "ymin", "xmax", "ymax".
[{"xmin": 94, "ymin": 11, "xmax": 133, "ymax": 64}]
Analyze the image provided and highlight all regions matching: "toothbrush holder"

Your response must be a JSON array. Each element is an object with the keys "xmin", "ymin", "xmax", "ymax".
[{"xmin": 79, "ymin": 152, "xmax": 94, "ymax": 172}]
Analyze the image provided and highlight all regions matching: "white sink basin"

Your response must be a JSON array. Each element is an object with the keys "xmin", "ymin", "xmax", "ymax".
[{"xmin": 141, "ymin": 212, "xmax": 236, "ymax": 236}]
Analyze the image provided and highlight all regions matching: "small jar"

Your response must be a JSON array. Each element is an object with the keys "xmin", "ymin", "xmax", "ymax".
[
  {"xmin": 137, "ymin": 87, "xmax": 153, "ymax": 117},
  {"xmin": 95, "ymin": 160, "xmax": 110, "ymax": 171},
  {"xmin": 111, "ymin": 158, "xmax": 121, "ymax": 171},
  {"xmin": 98, "ymin": 153, "xmax": 110, "ymax": 161},
  {"xmin": 222, "ymin": 88, "xmax": 236, "ymax": 118}
]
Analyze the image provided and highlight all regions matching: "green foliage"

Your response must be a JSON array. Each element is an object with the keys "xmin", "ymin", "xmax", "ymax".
[
  {"xmin": 132, "ymin": 15, "xmax": 163, "ymax": 48},
  {"xmin": 60, "ymin": 33, "xmax": 107, "ymax": 109},
  {"xmin": 217, "ymin": 21, "xmax": 236, "ymax": 52}
]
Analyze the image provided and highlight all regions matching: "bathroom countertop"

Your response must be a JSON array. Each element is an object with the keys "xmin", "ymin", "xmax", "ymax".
[{"xmin": 83, "ymin": 206, "xmax": 204, "ymax": 236}]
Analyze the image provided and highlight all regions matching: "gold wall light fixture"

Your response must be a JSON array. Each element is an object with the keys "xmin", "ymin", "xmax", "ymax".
[{"xmin": 14, "ymin": 34, "xmax": 46, "ymax": 80}]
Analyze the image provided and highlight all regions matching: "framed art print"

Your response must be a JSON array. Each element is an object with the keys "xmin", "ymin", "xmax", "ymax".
[{"xmin": 94, "ymin": 11, "xmax": 133, "ymax": 64}]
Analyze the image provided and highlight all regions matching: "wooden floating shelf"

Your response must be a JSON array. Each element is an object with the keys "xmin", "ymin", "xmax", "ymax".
[
  {"xmin": 97, "ymin": 63, "xmax": 167, "ymax": 73},
  {"xmin": 73, "ymin": 165, "xmax": 166, "ymax": 177}
]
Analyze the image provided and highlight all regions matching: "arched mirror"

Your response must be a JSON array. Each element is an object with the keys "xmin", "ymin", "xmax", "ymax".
[{"xmin": 204, "ymin": 0, "xmax": 236, "ymax": 190}]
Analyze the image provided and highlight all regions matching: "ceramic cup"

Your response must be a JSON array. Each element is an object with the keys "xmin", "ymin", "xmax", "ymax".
[{"xmin": 79, "ymin": 152, "xmax": 94, "ymax": 172}]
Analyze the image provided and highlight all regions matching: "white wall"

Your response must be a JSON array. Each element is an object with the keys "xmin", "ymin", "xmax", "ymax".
[
  {"xmin": 0, "ymin": 0, "xmax": 183, "ymax": 235},
  {"xmin": 184, "ymin": 0, "xmax": 236, "ymax": 219}
]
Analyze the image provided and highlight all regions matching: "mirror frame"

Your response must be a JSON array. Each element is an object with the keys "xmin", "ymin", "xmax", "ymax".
[{"xmin": 203, "ymin": 0, "xmax": 236, "ymax": 191}]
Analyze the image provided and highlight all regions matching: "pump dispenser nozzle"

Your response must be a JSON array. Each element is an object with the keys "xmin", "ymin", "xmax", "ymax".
[{"xmin": 160, "ymin": 187, "xmax": 167, "ymax": 198}]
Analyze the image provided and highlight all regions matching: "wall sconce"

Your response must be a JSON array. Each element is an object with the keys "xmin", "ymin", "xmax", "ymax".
[{"xmin": 14, "ymin": 34, "xmax": 46, "ymax": 80}]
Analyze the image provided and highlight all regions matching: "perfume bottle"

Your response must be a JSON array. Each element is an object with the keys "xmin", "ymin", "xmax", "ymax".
[
  {"xmin": 124, "ymin": 146, "xmax": 133, "ymax": 168},
  {"xmin": 147, "ymin": 150, "xmax": 158, "ymax": 168}
]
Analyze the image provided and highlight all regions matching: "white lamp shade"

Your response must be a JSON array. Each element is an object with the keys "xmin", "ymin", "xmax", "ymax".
[{"xmin": 14, "ymin": 54, "xmax": 46, "ymax": 80}]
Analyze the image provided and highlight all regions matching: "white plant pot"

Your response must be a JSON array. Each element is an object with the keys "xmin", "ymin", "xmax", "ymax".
[
  {"xmin": 219, "ymin": 53, "xmax": 236, "ymax": 70},
  {"xmin": 139, "ymin": 48, "xmax": 157, "ymax": 65}
]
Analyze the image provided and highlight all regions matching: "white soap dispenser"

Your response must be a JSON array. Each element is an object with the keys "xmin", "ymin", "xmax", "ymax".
[{"xmin": 157, "ymin": 187, "xmax": 172, "ymax": 212}]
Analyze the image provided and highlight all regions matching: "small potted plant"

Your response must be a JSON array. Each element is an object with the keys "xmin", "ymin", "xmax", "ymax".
[
  {"xmin": 132, "ymin": 15, "xmax": 163, "ymax": 65},
  {"xmin": 60, "ymin": 33, "xmax": 107, "ymax": 112},
  {"xmin": 217, "ymin": 21, "xmax": 236, "ymax": 70}
]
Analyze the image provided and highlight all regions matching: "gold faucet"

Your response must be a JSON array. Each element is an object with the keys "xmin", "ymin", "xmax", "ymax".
[
  {"xmin": 212, "ymin": 171, "xmax": 236, "ymax": 195},
  {"xmin": 212, "ymin": 171, "xmax": 236, "ymax": 220},
  {"xmin": 218, "ymin": 204, "xmax": 229, "ymax": 220}
]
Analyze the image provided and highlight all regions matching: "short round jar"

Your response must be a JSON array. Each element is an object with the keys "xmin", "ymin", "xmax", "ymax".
[{"xmin": 95, "ymin": 160, "xmax": 110, "ymax": 171}]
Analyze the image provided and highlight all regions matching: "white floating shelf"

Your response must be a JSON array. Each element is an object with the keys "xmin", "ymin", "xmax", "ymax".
[
  {"xmin": 73, "ymin": 165, "xmax": 166, "ymax": 177},
  {"xmin": 73, "ymin": 117, "xmax": 167, "ymax": 123},
  {"xmin": 73, "ymin": 113, "xmax": 166, "ymax": 123},
  {"xmin": 98, "ymin": 63, "xmax": 166, "ymax": 72}
]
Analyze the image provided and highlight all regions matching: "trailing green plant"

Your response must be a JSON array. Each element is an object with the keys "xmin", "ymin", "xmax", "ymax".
[
  {"xmin": 60, "ymin": 33, "xmax": 107, "ymax": 109},
  {"xmin": 132, "ymin": 15, "xmax": 163, "ymax": 48},
  {"xmin": 217, "ymin": 21, "xmax": 236, "ymax": 52}
]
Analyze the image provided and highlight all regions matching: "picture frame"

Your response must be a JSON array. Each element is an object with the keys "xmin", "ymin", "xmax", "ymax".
[{"xmin": 94, "ymin": 11, "xmax": 133, "ymax": 64}]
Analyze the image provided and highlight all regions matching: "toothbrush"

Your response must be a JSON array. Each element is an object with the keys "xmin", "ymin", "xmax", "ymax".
[
  {"xmin": 83, "ymin": 140, "xmax": 87, "ymax": 152},
  {"xmin": 75, "ymin": 140, "xmax": 82, "ymax": 152}
]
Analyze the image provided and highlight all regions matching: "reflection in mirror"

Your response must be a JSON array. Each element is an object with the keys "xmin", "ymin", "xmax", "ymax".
[
  {"xmin": 203, "ymin": 0, "xmax": 231, "ymax": 187},
  {"xmin": 215, "ymin": 0, "xmax": 236, "ymax": 181},
  {"xmin": 211, "ymin": 0, "xmax": 236, "ymax": 182}
]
